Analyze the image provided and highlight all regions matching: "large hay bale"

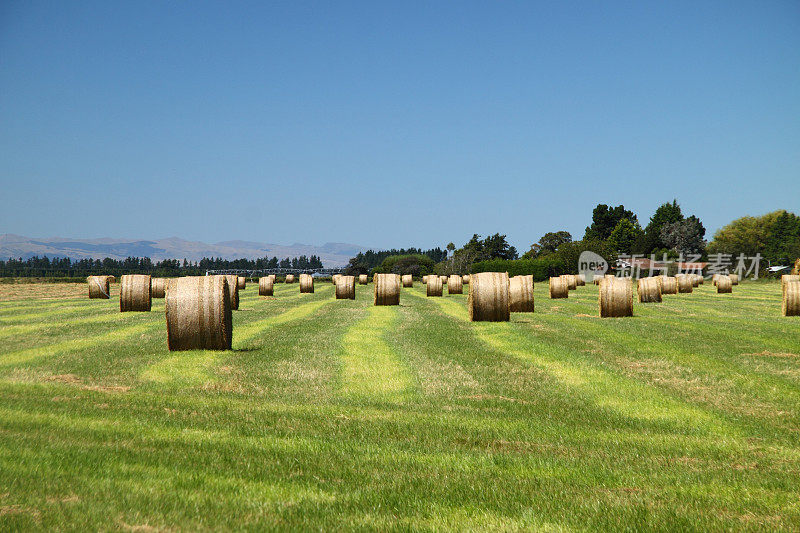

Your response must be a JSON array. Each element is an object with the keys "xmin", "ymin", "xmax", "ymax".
[
  {"xmin": 358, "ymin": 274, "xmax": 368, "ymax": 285},
  {"xmin": 258, "ymin": 276, "xmax": 274, "ymax": 296},
  {"xmin": 401, "ymin": 274, "xmax": 413, "ymax": 288},
  {"xmin": 151, "ymin": 277, "xmax": 168, "ymax": 299},
  {"xmin": 237, "ymin": 276, "xmax": 246, "ymax": 290},
  {"xmin": 729, "ymin": 273, "xmax": 739, "ymax": 286},
  {"xmin": 165, "ymin": 276, "xmax": 232, "ymax": 351},
  {"xmin": 462, "ymin": 275, "xmax": 470, "ymax": 284},
  {"xmin": 716, "ymin": 275, "xmax": 733, "ymax": 293},
  {"xmin": 120, "ymin": 274, "xmax": 152, "ymax": 312},
  {"xmin": 440, "ymin": 275, "xmax": 448, "ymax": 285},
  {"xmin": 509, "ymin": 275, "xmax": 534, "ymax": 313},
  {"xmin": 563, "ymin": 274, "xmax": 577, "ymax": 290},
  {"xmin": 299, "ymin": 273, "xmax": 314, "ymax": 293},
  {"xmin": 332, "ymin": 274, "xmax": 341, "ymax": 285},
  {"xmin": 374, "ymin": 273, "xmax": 400, "ymax": 306},
  {"xmin": 87, "ymin": 275, "xmax": 111, "ymax": 299},
  {"xmin": 448, "ymin": 275, "xmax": 463, "ymax": 294},
  {"xmin": 426, "ymin": 274, "xmax": 443, "ymax": 297},
  {"xmin": 468, "ymin": 272, "xmax": 510, "ymax": 322},
  {"xmin": 599, "ymin": 277, "xmax": 633, "ymax": 317},
  {"xmin": 660, "ymin": 276, "xmax": 678, "ymax": 295},
  {"xmin": 783, "ymin": 281, "xmax": 800, "ymax": 316},
  {"xmin": 782, "ymin": 274, "xmax": 800, "ymax": 293},
  {"xmin": 712, "ymin": 274, "xmax": 720, "ymax": 286},
  {"xmin": 285, "ymin": 274, "xmax": 295, "ymax": 284},
  {"xmin": 335, "ymin": 275, "xmax": 356, "ymax": 299},
  {"xmin": 676, "ymin": 275, "xmax": 693, "ymax": 294},
  {"xmin": 576, "ymin": 274, "xmax": 586, "ymax": 287},
  {"xmin": 549, "ymin": 276, "xmax": 569, "ymax": 299},
  {"xmin": 696, "ymin": 274, "xmax": 704, "ymax": 285},
  {"xmin": 637, "ymin": 277, "xmax": 662, "ymax": 303},
  {"xmin": 422, "ymin": 275, "xmax": 428, "ymax": 284},
  {"xmin": 220, "ymin": 275, "xmax": 240, "ymax": 310},
  {"xmin": 689, "ymin": 274, "xmax": 701, "ymax": 287}
]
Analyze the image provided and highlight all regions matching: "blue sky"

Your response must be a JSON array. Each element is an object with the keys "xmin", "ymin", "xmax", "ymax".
[{"xmin": 1, "ymin": 1, "xmax": 798, "ymax": 252}]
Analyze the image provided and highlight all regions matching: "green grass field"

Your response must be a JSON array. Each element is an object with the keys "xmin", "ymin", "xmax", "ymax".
[{"xmin": 0, "ymin": 280, "xmax": 798, "ymax": 531}]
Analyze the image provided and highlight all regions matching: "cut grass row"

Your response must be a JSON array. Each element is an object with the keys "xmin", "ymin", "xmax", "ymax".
[{"xmin": 0, "ymin": 280, "xmax": 798, "ymax": 530}]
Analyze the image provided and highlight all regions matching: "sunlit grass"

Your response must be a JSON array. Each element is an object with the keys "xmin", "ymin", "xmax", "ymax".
[{"xmin": 0, "ymin": 280, "xmax": 798, "ymax": 530}]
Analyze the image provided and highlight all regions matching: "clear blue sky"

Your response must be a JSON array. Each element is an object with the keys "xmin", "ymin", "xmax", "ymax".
[{"xmin": 1, "ymin": 1, "xmax": 798, "ymax": 252}]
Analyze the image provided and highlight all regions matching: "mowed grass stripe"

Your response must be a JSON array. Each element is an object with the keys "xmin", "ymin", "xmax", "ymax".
[
  {"xmin": 235, "ymin": 285, "xmax": 334, "ymax": 347},
  {"xmin": 410, "ymin": 286, "xmax": 732, "ymax": 434},
  {"xmin": 139, "ymin": 286, "xmax": 335, "ymax": 385},
  {"xmin": 0, "ymin": 305, "xmax": 166, "ymax": 340},
  {"xmin": 340, "ymin": 305, "xmax": 413, "ymax": 403},
  {"xmin": 0, "ymin": 321, "xmax": 161, "ymax": 369}
]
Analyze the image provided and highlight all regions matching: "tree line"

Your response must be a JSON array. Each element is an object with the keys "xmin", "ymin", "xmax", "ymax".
[
  {"xmin": 354, "ymin": 201, "xmax": 800, "ymax": 280},
  {"xmin": 0, "ymin": 254, "xmax": 324, "ymax": 278}
]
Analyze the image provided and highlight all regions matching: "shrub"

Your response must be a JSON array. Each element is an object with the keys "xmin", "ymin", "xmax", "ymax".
[
  {"xmin": 470, "ymin": 257, "xmax": 566, "ymax": 282},
  {"xmin": 372, "ymin": 254, "xmax": 435, "ymax": 276}
]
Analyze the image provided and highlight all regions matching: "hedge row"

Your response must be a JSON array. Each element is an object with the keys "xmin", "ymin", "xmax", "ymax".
[{"xmin": 470, "ymin": 258, "xmax": 567, "ymax": 282}]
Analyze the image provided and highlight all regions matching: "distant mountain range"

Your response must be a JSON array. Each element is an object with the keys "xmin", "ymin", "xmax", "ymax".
[{"xmin": 0, "ymin": 234, "xmax": 368, "ymax": 267}]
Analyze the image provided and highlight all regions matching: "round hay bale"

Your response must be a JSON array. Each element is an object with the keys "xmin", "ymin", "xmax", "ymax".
[
  {"xmin": 299, "ymin": 273, "xmax": 314, "ymax": 293},
  {"xmin": 509, "ymin": 275, "xmax": 534, "ymax": 313},
  {"xmin": 549, "ymin": 276, "xmax": 569, "ymax": 299},
  {"xmin": 402, "ymin": 274, "xmax": 413, "ymax": 288},
  {"xmin": 716, "ymin": 275, "xmax": 733, "ymax": 293},
  {"xmin": 696, "ymin": 274, "xmax": 704, "ymax": 285},
  {"xmin": 576, "ymin": 274, "xmax": 586, "ymax": 286},
  {"xmin": 335, "ymin": 275, "xmax": 356, "ymax": 299},
  {"xmin": 563, "ymin": 274, "xmax": 577, "ymax": 291},
  {"xmin": 151, "ymin": 277, "xmax": 168, "ymax": 299},
  {"xmin": 165, "ymin": 275, "xmax": 232, "ymax": 351},
  {"xmin": 258, "ymin": 276, "xmax": 274, "ymax": 296},
  {"xmin": 422, "ymin": 275, "xmax": 428, "ymax": 284},
  {"xmin": 374, "ymin": 273, "xmax": 400, "ymax": 306},
  {"xmin": 729, "ymin": 273, "xmax": 739, "ymax": 285},
  {"xmin": 448, "ymin": 275, "xmax": 463, "ymax": 294},
  {"xmin": 358, "ymin": 274, "xmax": 368, "ymax": 285},
  {"xmin": 462, "ymin": 275, "xmax": 470, "ymax": 284},
  {"xmin": 660, "ymin": 276, "xmax": 678, "ymax": 295},
  {"xmin": 108, "ymin": 275, "xmax": 116, "ymax": 284},
  {"xmin": 87, "ymin": 275, "xmax": 111, "ymax": 299},
  {"xmin": 440, "ymin": 275, "xmax": 448, "ymax": 285},
  {"xmin": 712, "ymin": 274, "xmax": 720, "ymax": 286},
  {"xmin": 690, "ymin": 274, "xmax": 701, "ymax": 287},
  {"xmin": 599, "ymin": 277, "xmax": 633, "ymax": 317},
  {"xmin": 783, "ymin": 281, "xmax": 800, "ymax": 316},
  {"xmin": 120, "ymin": 274, "xmax": 152, "ymax": 312},
  {"xmin": 781, "ymin": 274, "xmax": 800, "ymax": 293},
  {"xmin": 637, "ymin": 277, "xmax": 662, "ymax": 303},
  {"xmin": 219, "ymin": 275, "xmax": 240, "ymax": 310},
  {"xmin": 332, "ymin": 274, "xmax": 341, "ymax": 285},
  {"xmin": 676, "ymin": 275, "xmax": 693, "ymax": 294},
  {"xmin": 285, "ymin": 274, "xmax": 295, "ymax": 284},
  {"xmin": 237, "ymin": 276, "xmax": 246, "ymax": 290},
  {"xmin": 426, "ymin": 274, "xmax": 443, "ymax": 297},
  {"xmin": 468, "ymin": 272, "xmax": 510, "ymax": 322}
]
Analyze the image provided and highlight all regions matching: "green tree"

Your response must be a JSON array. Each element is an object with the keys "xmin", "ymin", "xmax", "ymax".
[
  {"xmin": 522, "ymin": 231, "xmax": 572, "ymax": 258},
  {"xmin": 709, "ymin": 210, "xmax": 800, "ymax": 263},
  {"xmin": 660, "ymin": 216, "xmax": 706, "ymax": 256},
  {"xmin": 764, "ymin": 210, "xmax": 800, "ymax": 263},
  {"xmin": 584, "ymin": 204, "xmax": 638, "ymax": 241},
  {"xmin": 641, "ymin": 200, "xmax": 684, "ymax": 253},
  {"xmin": 608, "ymin": 218, "xmax": 644, "ymax": 254}
]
